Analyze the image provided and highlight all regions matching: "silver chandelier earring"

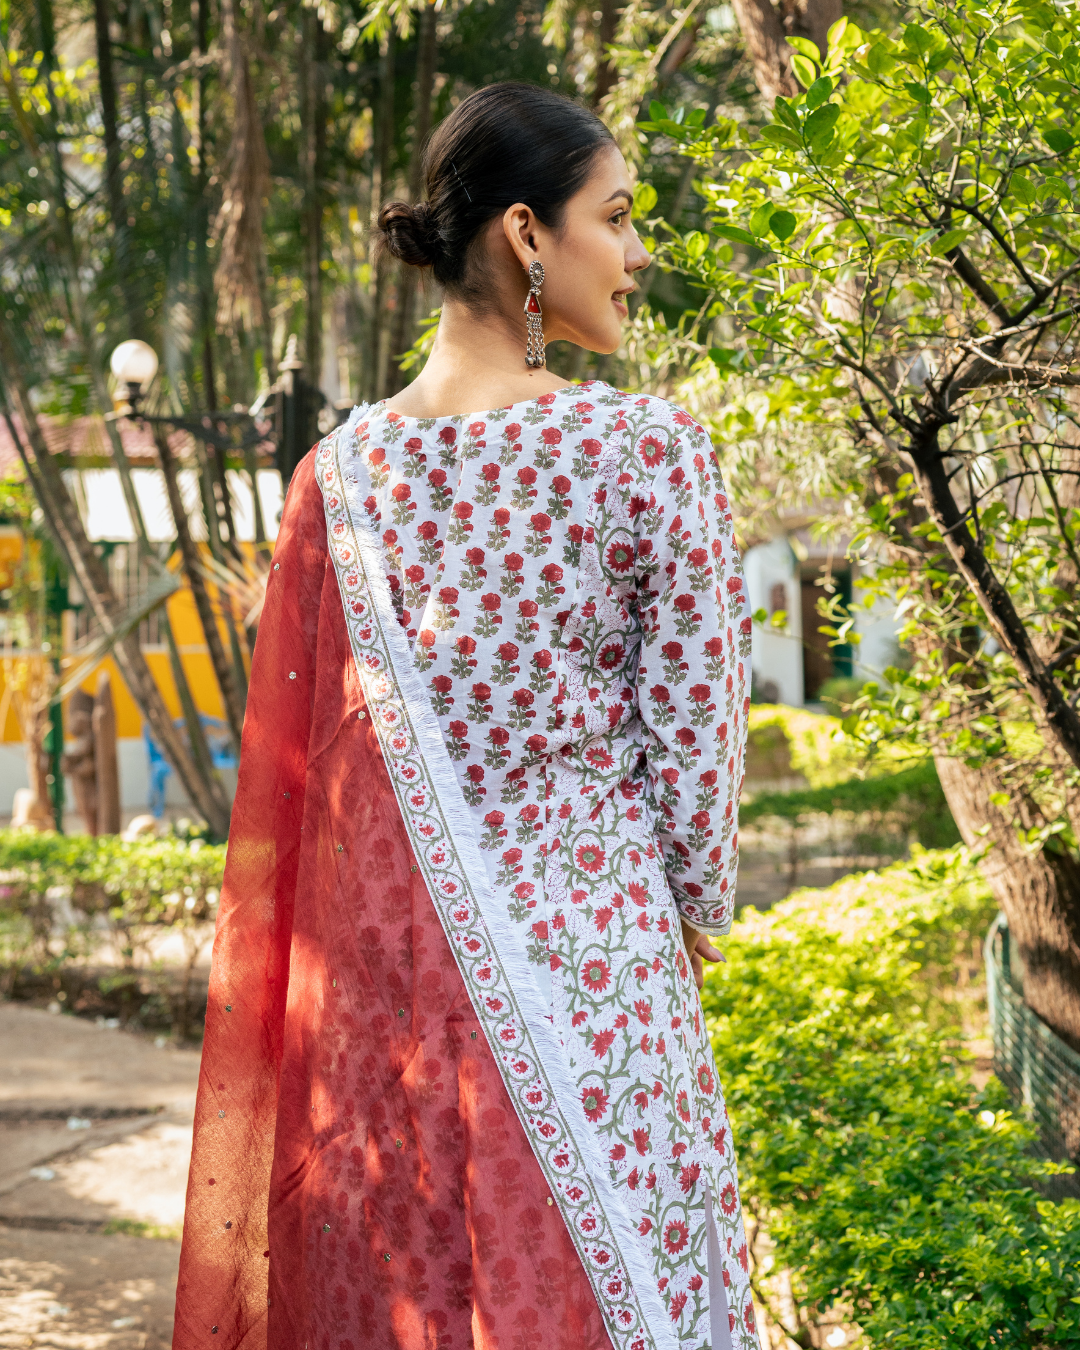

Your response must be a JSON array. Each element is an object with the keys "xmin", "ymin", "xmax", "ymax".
[{"xmin": 524, "ymin": 260, "xmax": 546, "ymax": 368}]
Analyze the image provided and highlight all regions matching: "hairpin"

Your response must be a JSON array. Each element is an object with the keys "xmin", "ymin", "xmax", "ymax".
[{"xmin": 450, "ymin": 160, "xmax": 472, "ymax": 203}]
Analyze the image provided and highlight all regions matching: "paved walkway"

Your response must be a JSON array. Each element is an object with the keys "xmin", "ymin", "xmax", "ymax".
[{"xmin": 0, "ymin": 1002, "xmax": 201, "ymax": 1349}]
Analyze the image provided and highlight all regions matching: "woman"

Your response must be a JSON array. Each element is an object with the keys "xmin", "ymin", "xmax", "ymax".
[{"xmin": 174, "ymin": 83, "xmax": 757, "ymax": 1350}]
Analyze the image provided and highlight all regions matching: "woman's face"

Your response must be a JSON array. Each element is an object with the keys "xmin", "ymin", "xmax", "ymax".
[{"xmin": 501, "ymin": 144, "xmax": 652, "ymax": 355}]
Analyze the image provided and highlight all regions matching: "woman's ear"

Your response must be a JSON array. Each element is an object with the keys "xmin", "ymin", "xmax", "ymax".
[{"xmin": 502, "ymin": 202, "xmax": 540, "ymax": 272}]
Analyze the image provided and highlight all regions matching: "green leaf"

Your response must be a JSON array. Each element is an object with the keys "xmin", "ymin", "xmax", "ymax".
[
  {"xmin": 787, "ymin": 35, "xmax": 821, "ymax": 61},
  {"xmin": 759, "ymin": 124, "xmax": 802, "ymax": 148},
  {"xmin": 648, "ymin": 100, "xmax": 669, "ymax": 123},
  {"xmin": 684, "ymin": 230, "xmax": 709, "ymax": 260},
  {"xmin": 804, "ymin": 102, "xmax": 840, "ymax": 150},
  {"xmin": 772, "ymin": 96, "xmax": 801, "ymax": 129},
  {"xmin": 791, "ymin": 53, "xmax": 819, "ymax": 89},
  {"xmin": 804, "ymin": 76, "xmax": 834, "ymax": 110},
  {"xmin": 930, "ymin": 227, "xmax": 969, "ymax": 256},
  {"xmin": 1043, "ymin": 126, "xmax": 1075, "ymax": 154},
  {"xmin": 826, "ymin": 15, "xmax": 848, "ymax": 49},
  {"xmin": 633, "ymin": 182, "xmax": 658, "ymax": 218},
  {"xmin": 769, "ymin": 210, "xmax": 797, "ymax": 241},
  {"xmin": 866, "ymin": 42, "xmax": 895, "ymax": 75},
  {"xmin": 902, "ymin": 22, "xmax": 942, "ymax": 55},
  {"xmin": 710, "ymin": 347, "xmax": 738, "ymax": 370},
  {"xmin": 749, "ymin": 203, "xmax": 776, "ymax": 236},
  {"xmin": 713, "ymin": 223, "xmax": 757, "ymax": 247}
]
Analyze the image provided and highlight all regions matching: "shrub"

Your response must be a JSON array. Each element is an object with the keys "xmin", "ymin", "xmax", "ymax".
[
  {"xmin": 706, "ymin": 849, "xmax": 1080, "ymax": 1347},
  {"xmin": 0, "ymin": 828, "xmax": 225, "ymax": 1036},
  {"xmin": 746, "ymin": 705, "xmax": 860, "ymax": 787},
  {"xmin": 742, "ymin": 759, "xmax": 961, "ymax": 852}
]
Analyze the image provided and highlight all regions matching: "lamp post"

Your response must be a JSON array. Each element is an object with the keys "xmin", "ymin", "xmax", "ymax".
[{"xmin": 109, "ymin": 340, "xmax": 159, "ymax": 413}]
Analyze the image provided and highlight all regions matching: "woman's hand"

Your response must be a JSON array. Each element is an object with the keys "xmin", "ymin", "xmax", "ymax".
[{"xmin": 680, "ymin": 917, "xmax": 726, "ymax": 990}]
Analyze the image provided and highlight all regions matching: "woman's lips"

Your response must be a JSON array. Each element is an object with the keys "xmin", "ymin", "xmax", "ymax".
[{"xmin": 612, "ymin": 294, "xmax": 629, "ymax": 317}]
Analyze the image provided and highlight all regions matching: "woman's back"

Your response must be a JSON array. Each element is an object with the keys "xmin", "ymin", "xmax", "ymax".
[
  {"xmin": 346, "ymin": 380, "xmax": 754, "ymax": 1342},
  {"xmin": 356, "ymin": 380, "xmax": 750, "ymax": 935}
]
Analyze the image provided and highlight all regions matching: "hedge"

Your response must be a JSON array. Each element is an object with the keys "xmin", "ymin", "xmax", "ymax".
[
  {"xmin": 706, "ymin": 848, "xmax": 1080, "ymax": 1347},
  {"xmin": 0, "ymin": 827, "xmax": 226, "ymax": 1036}
]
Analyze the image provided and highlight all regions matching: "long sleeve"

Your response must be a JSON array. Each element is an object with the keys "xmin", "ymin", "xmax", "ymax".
[{"xmin": 632, "ymin": 406, "xmax": 751, "ymax": 935}]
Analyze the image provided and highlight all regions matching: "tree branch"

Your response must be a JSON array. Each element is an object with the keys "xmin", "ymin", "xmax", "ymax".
[{"xmin": 904, "ymin": 424, "xmax": 1080, "ymax": 774}]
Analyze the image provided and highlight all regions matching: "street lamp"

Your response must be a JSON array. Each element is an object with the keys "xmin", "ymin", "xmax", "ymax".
[
  {"xmin": 108, "ymin": 333, "xmax": 331, "ymax": 485},
  {"xmin": 109, "ymin": 339, "xmax": 159, "ymax": 410}
]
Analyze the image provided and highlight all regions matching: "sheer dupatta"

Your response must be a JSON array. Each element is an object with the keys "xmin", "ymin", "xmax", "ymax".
[{"xmin": 173, "ymin": 449, "xmax": 613, "ymax": 1350}]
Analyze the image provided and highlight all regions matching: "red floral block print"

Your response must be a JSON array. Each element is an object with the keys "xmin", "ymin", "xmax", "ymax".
[{"xmin": 337, "ymin": 383, "xmax": 758, "ymax": 1349}]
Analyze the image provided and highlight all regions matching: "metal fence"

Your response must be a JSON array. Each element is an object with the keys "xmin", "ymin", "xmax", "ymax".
[{"xmin": 985, "ymin": 913, "xmax": 1080, "ymax": 1197}]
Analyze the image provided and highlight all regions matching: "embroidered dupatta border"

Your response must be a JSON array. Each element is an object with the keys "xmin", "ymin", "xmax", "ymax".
[{"xmin": 315, "ymin": 414, "xmax": 677, "ymax": 1350}]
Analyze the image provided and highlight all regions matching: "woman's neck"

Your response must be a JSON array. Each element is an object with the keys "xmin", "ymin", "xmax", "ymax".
[{"xmin": 382, "ymin": 295, "xmax": 574, "ymax": 418}]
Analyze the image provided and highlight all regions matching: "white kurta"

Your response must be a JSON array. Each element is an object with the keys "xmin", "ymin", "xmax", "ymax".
[{"xmin": 340, "ymin": 380, "xmax": 757, "ymax": 1349}]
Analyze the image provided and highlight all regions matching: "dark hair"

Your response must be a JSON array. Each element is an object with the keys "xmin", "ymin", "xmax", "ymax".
[{"xmin": 377, "ymin": 82, "xmax": 615, "ymax": 301}]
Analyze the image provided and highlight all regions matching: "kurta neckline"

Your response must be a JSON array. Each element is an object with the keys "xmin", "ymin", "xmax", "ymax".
[{"xmin": 362, "ymin": 377, "xmax": 610, "ymax": 425}]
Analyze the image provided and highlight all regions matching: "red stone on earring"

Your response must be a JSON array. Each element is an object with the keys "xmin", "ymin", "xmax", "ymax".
[{"xmin": 527, "ymin": 292, "xmax": 541, "ymax": 313}]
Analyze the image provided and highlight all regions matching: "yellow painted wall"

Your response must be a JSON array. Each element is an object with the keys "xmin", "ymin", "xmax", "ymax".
[{"xmin": 0, "ymin": 536, "xmax": 260, "ymax": 742}]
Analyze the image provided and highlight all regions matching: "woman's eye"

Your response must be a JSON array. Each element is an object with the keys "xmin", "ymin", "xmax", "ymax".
[{"xmin": 610, "ymin": 211, "xmax": 626, "ymax": 225}]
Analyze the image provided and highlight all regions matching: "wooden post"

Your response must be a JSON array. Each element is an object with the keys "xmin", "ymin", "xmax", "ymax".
[
  {"xmin": 93, "ymin": 671, "xmax": 121, "ymax": 835},
  {"xmin": 61, "ymin": 687, "xmax": 98, "ymax": 834}
]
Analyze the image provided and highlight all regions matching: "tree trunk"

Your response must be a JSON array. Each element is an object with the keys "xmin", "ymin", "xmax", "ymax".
[
  {"xmin": 93, "ymin": 670, "xmax": 122, "ymax": 835},
  {"xmin": 23, "ymin": 697, "xmax": 56, "ymax": 832},
  {"xmin": 370, "ymin": 28, "xmax": 396, "ymax": 401},
  {"xmin": 388, "ymin": 1, "xmax": 438, "ymax": 394},
  {"xmin": 214, "ymin": 0, "xmax": 273, "ymax": 359},
  {"xmin": 731, "ymin": 0, "xmax": 842, "ymax": 104},
  {"xmin": 196, "ymin": 437, "xmax": 251, "ymax": 706},
  {"xmin": 154, "ymin": 428, "xmax": 246, "ymax": 751},
  {"xmin": 593, "ymin": 0, "xmax": 619, "ymax": 106},
  {"xmin": 0, "ymin": 336, "xmax": 232, "ymax": 837},
  {"xmin": 21, "ymin": 94, "xmax": 222, "ymax": 801},
  {"xmin": 91, "ymin": 0, "xmax": 136, "ymax": 318},
  {"xmin": 301, "ymin": 7, "xmax": 328, "ymax": 387},
  {"xmin": 936, "ymin": 753, "xmax": 1080, "ymax": 1053}
]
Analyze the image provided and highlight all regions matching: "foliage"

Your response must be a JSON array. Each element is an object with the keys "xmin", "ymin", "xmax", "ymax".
[
  {"xmin": 0, "ymin": 0, "xmax": 752, "ymax": 412},
  {"xmin": 0, "ymin": 827, "xmax": 225, "ymax": 1035},
  {"xmin": 742, "ymin": 757, "xmax": 961, "ymax": 850},
  {"xmin": 645, "ymin": 0, "xmax": 1080, "ymax": 848},
  {"xmin": 747, "ymin": 704, "xmax": 860, "ymax": 786},
  {"xmin": 746, "ymin": 703, "xmax": 937, "ymax": 784},
  {"xmin": 706, "ymin": 849, "xmax": 1080, "ymax": 1347}
]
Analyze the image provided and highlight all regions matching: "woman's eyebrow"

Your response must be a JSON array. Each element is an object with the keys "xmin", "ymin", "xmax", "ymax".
[{"xmin": 602, "ymin": 189, "xmax": 634, "ymax": 206}]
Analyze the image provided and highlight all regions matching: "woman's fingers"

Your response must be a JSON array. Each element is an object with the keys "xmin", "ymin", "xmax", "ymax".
[{"xmin": 680, "ymin": 918, "xmax": 726, "ymax": 989}]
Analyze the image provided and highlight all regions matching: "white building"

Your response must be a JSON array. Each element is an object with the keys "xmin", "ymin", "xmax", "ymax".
[{"xmin": 742, "ymin": 530, "xmax": 901, "ymax": 706}]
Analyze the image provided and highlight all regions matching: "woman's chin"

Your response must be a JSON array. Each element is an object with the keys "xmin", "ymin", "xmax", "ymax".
[{"xmin": 583, "ymin": 327, "xmax": 624, "ymax": 357}]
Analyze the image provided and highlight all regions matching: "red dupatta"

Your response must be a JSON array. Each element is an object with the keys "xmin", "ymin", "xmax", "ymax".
[{"xmin": 172, "ymin": 450, "xmax": 612, "ymax": 1350}]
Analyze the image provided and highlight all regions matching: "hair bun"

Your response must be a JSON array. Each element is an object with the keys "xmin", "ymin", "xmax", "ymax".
[{"xmin": 378, "ymin": 199, "xmax": 441, "ymax": 268}]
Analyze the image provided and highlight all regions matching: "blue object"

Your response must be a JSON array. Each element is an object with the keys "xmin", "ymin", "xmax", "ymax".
[{"xmin": 144, "ymin": 716, "xmax": 238, "ymax": 817}]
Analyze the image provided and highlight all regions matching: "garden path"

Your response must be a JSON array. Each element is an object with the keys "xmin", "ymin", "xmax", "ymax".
[{"xmin": 0, "ymin": 1002, "xmax": 199, "ymax": 1349}]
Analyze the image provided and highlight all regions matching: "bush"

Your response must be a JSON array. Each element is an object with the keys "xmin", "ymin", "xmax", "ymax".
[
  {"xmin": 706, "ymin": 849, "xmax": 1080, "ymax": 1347},
  {"xmin": 746, "ymin": 705, "xmax": 860, "ymax": 787},
  {"xmin": 742, "ymin": 759, "xmax": 961, "ymax": 852},
  {"xmin": 743, "ymin": 708, "xmax": 961, "ymax": 872},
  {"xmin": 0, "ymin": 828, "xmax": 225, "ymax": 1037}
]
